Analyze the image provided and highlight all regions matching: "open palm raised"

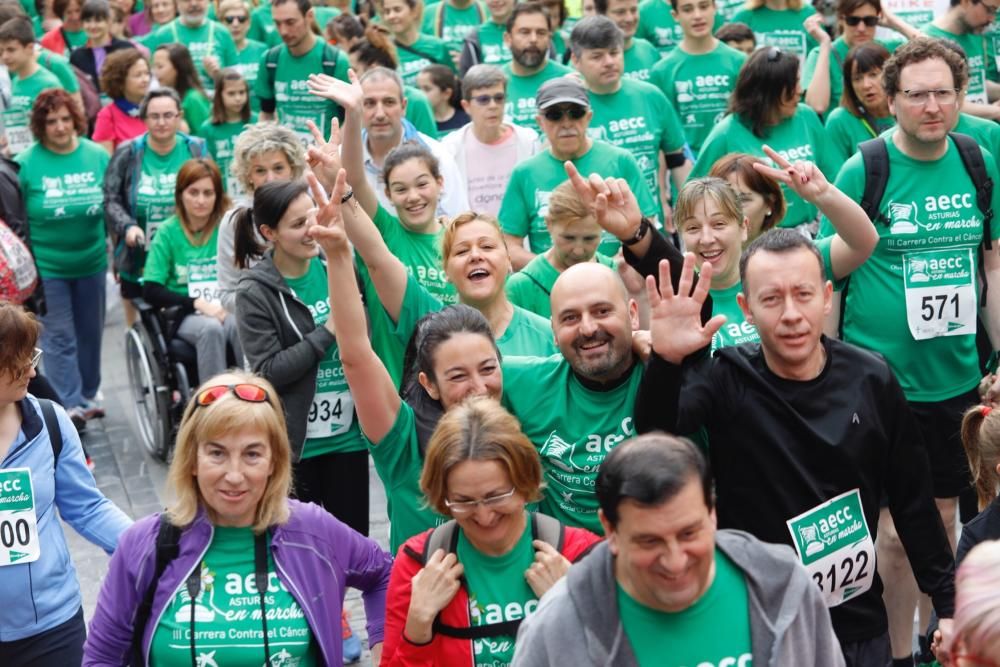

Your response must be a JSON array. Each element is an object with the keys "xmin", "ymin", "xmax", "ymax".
[{"xmin": 648, "ymin": 255, "xmax": 727, "ymax": 364}]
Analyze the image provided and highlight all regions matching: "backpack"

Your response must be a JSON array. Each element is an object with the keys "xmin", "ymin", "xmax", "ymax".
[
  {"xmin": 841, "ymin": 133, "xmax": 995, "ymax": 334},
  {"xmin": 0, "ymin": 219, "xmax": 38, "ymax": 305},
  {"xmin": 38, "ymin": 398, "xmax": 62, "ymax": 464},
  {"xmin": 401, "ymin": 513, "xmax": 565, "ymax": 640},
  {"xmin": 129, "ymin": 514, "xmax": 183, "ymax": 667}
]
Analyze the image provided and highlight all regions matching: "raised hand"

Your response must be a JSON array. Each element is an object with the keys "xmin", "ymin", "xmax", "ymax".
[
  {"xmin": 306, "ymin": 170, "xmax": 351, "ymax": 254},
  {"xmin": 524, "ymin": 540, "xmax": 572, "ymax": 597},
  {"xmin": 803, "ymin": 13, "xmax": 831, "ymax": 45},
  {"xmin": 647, "ymin": 255, "xmax": 726, "ymax": 364},
  {"xmin": 753, "ymin": 145, "xmax": 831, "ymax": 205},
  {"xmin": 305, "ymin": 118, "xmax": 344, "ymax": 193},
  {"xmin": 307, "ymin": 69, "xmax": 364, "ymax": 112},
  {"xmin": 565, "ymin": 161, "xmax": 643, "ymax": 240}
]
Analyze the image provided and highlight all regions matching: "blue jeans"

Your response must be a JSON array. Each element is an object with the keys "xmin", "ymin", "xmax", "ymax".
[{"xmin": 39, "ymin": 271, "xmax": 106, "ymax": 408}]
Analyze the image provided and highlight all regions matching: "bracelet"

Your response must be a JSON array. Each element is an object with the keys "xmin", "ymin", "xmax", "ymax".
[
  {"xmin": 623, "ymin": 217, "xmax": 652, "ymax": 246},
  {"xmin": 341, "ymin": 189, "xmax": 355, "ymax": 204}
]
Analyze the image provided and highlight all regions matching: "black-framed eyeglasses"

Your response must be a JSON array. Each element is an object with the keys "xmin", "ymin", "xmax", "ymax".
[
  {"xmin": 843, "ymin": 14, "xmax": 879, "ymax": 26},
  {"xmin": 223, "ymin": 14, "xmax": 249, "ymax": 23},
  {"xmin": 471, "ymin": 92, "xmax": 505, "ymax": 106},
  {"xmin": 543, "ymin": 105, "xmax": 587, "ymax": 122}
]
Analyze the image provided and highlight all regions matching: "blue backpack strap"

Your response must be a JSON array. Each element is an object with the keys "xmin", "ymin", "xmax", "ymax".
[{"xmin": 38, "ymin": 399, "xmax": 62, "ymax": 465}]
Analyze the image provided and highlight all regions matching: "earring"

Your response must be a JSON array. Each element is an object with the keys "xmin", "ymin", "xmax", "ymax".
[{"xmin": 766, "ymin": 210, "xmax": 772, "ymax": 216}]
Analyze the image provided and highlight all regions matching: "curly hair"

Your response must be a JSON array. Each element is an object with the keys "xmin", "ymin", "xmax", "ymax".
[
  {"xmin": 882, "ymin": 35, "xmax": 968, "ymax": 99},
  {"xmin": 229, "ymin": 123, "xmax": 307, "ymax": 193},
  {"xmin": 99, "ymin": 47, "xmax": 146, "ymax": 98},
  {"xmin": 30, "ymin": 89, "xmax": 87, "ymax": 142}
]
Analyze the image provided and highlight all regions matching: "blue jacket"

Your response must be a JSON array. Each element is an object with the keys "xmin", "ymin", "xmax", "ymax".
[{"xmin": 0, "ymin": 395, "xmax": 133, "ymax": 641}]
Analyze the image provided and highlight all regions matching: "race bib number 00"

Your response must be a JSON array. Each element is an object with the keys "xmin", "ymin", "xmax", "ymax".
[
  {"xmin": 786, "ymin": 489, "xmax": 875, "ymax": 607},
  {"xmin": 903, "ymin": 248, "xmax": 976, "ymax": 340},
  {"xmin": 0, "ymin": 468, "xmax": 41, "ymax": 566}
]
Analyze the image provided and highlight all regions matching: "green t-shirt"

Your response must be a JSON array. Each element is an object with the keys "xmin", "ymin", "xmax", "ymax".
[
  {"xmin": 823, "ymin": 106, "xmax": 895, "ymax": 174},
  {"xmin": 182, "ymin": 89, "xmax": 212, "ymax": 136},
  {"xmin": 506, "ymin": 253, "xmax": 616, "ymax": 318},
  {"xmin": 284, "ymin": 257, "xmax": 366, "ymax": 457},
  {"xmin": 360, "ymin": 204, "xmax": 457, "ymax": 387},
  {"xmin": 143, "ymin": 215, "xmax": 221, "ymax": 297},
  {"xmin": 923, "ymin": 24, "xmax": 988, "ymax": 104},
  {"xmin": 4, "ymin": 67, "xmax": 62, "ymax": 155},
  {"xmin": 709, "ymin": 281, "xmax": 759, "ymax": 352},
  {"xmin": 249, "ymin": 3, "xmax": 282, "ymax": 46},
  {"xmin": 199, "ymin": 116, "xmax": 258, "ymax": 195},
  {"xmin": 502, "ymin": 356, "xmax": 643, "ymax": 533},
  {"xmin": 501, "ymin": 60, "xmax": 573, "ymax": 133},
  {"xmin": 693, "ymin": 105, "xmax": 837, "ymax": 228},
  {"xmin": 405, "ymin": 84, "xmax": 440, "ymax": 139},
  {"xmin": 651, "ymin": 41, "xmax": 746, "ymax": 155},
  {"xmin": 472, "ymin": 21, "xmax": 513, "ymax": 68},
  {"xmin": 802, "ymin": 36, "xmax": 903, "ymax": 118},
  {"xmin": 817, "ymin": 133, "xmax": 1000, "ymax": 401},
  {"xmin": 617, "ymin": 548, "xmax": 752, "ymax": 667},
  {"xmin": 956, "ymin": 113, "xmax": 1000, "ymax": 172},
  {"xmin": 63, "ymin": 29, "xmax": 88, "ymax": 52},
  {"xmin": 254, "ymin": 39, "xmax": 351, "ymax": 143},
  {"xmin": 393, "ymin": 272, "xmax": 559, "ymax": 357},
  {"xmin": 396, "ymin": 33, "xmax": 456, "ymax": 86},
  {"xmin": 36, "ymin": 50, "xmax": 81, "ymax": 94},
  {"xmin": 459, "ymin": 519, "xmax": 538, "ymax": 667},
  {"xmin": 16, "ymin": 140, "xmax": 109, "ymax": 279},
  {"xmin": 134, "ymin": 139, "xmax": 194, "ymax": 246},
  {"xmin": 366, "ymin": 401, "xmax": 447, "ymax": 554},
  {"xmin": 586, "ymin": 78, "xmax": 686, "ymax": 209},
  {"xmin": 499, "ymin": 141, "xmax": 658, "ymax": 254},
  {"xmin": 234, "ymin": 39, "xmax": 269, "ymax": 112},
  {"xmin": 731, "ymin": 5, "xmax": 817, "ymax": 62},
  {"xmin": 421, "ymin": 0, "xmax": 486, "ymax": 52},
  {"xmin": 150, "ymin": 526, "xmax": 317, "ymax": 667},
  {"xmin": 146, "ymin": 20, "xmax": 238, "ymax": 92},
  {"xmin": 636, "ymin": 0, "xmax": 723, "ymax": 54},
  {"xmin": 622, "ymin": 37, "xmax": 661, "ymax": 83}
]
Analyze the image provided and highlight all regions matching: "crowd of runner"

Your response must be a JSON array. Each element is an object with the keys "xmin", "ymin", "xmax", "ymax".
[{"xmin": 0, "ymin": 0, "xmax": 999, "ymax": 663}]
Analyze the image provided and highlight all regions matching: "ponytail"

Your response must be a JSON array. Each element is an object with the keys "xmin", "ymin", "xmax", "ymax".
[
  {"xmin": 961, "ymin": 404, "xmax": 1000, "ymax": 511},
  {"xmin": 232, "ymin": 206, "xmax": 265, "ymax": 269}
]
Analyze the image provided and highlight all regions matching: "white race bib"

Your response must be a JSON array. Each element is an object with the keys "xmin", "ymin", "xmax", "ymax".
[
  {"xmin": 786, "ymin": 489, "xmax": 875, "ymax": 607},
  {"xmin": 5, "ymin": 125, "xmax": 31, "ymax": 155},
  {"xmin": 187, "ymin": 260, "xmax": 221, "ymax": 304},
  {"xmin": 903, "ymin": 248, "xmax": 977, "ymax": 340},
  {"xmin": 0, "ymin": 468, "xmax": 41, "ymax": 566},
  {"xmin": 305, "ymin": 389, "xmax": 354, "ymax": 439}
]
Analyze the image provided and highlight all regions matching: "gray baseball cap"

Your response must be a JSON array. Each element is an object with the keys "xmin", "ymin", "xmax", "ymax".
[{"xmin": 535, "ymin": 77, "xmax": 590, "ymax": 111}]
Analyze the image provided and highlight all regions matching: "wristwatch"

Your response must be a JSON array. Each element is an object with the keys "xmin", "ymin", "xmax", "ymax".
[{"xmin": 623, "ymin": 217, "xmax": 652, "ymax": 246}]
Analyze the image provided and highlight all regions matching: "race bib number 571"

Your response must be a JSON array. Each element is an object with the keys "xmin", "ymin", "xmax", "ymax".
[
  {"xmin": 903, "ymin": 248, "xmax": 976, "ymax": 340},
  {"xmin": 786, "ymin": 489, "xmax": 875, "ymax": 607},
  {"xmin": 0, "ymin": 468, "xmax": 41, "ymax": 566}
]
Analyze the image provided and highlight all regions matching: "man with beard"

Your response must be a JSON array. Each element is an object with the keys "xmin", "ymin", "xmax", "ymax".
[
  {"xmin": 501, "ymin": 1, "xmax": 573, "ymax": 132},
  {"xmin": 256, "ymin": 0, "xmax": 350, "ymax": 144},
  {"xmin": 144, "ymin": 0, "xmax": 237, "ymax": 93},
  {"xmin": 498, "ymin": 76, "xmax": 659, "ymax": 268}
]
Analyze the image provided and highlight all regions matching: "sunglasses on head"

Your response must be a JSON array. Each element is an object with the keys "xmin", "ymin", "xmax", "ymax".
[
  {"xmin": 543, "ymin": 105, "xmax": 587, "ymax": 122},
  {"xmin": 195, "ymin": 384, "xmax": 270, "ymax": 408},
  {"xmin": 843, "ymin": 15, "xmax": 879, "ymax": 26},
  {"xmin": 223, "ymin": 14, "xmax": 248, "ymax": 23}
]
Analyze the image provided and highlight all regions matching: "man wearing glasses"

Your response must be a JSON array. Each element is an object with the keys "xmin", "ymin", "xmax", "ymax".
[
  {"xmin": 924, "ymin": 0, "xmax": 1000, "ymax": 111},
  {"xmin": 817, "ymin": 36, "xmax": 1000, "ymax": 666},
  {"xmin": 440, "ymin": 65, "xmax": 541, "ymax": 217},
  {"xmin": 498, "ymin": 76, "xmax": 658, "ymax": 269}
]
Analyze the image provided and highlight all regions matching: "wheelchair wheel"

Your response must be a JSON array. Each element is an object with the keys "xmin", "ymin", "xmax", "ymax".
[{"xmin": 124, "ymin": 326, "xmax": 172, "ymax": 461}]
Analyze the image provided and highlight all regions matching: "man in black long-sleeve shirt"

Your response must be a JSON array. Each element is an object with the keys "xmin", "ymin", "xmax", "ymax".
[{"xmin": 635, "ymin": 229, "xmax": 955, "ymax": 666}]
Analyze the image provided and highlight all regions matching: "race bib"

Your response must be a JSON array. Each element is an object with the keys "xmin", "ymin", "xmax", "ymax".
[
  {"xmin": 903, "ymin": 248, "xmax": 976, "ymax": 340},
  {"xmin": 5, "ymin": 124, "xmax": 31, "ymax": 155},
  {"xmin": 187, "ymin": 260, "xmax": 221, "ymax": 304},
  {"xmin": 0, "ymin": 468, "xmax": 41, "ymax": 566},
  {"xmin": 786, "ymin": 489, "xmax": 875, "ymax": 607},
  {"xmin": 305, "ymin": 389, "xmax": 354, "ymax": 439}
]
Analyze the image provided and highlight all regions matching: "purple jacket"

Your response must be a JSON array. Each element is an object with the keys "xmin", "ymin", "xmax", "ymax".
[{"xmin": 83, "ymin": 500, "xmax": 392, "ymax": 666}]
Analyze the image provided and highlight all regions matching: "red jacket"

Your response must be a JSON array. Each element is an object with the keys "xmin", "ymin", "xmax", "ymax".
[{"xmin": 381, "ymin": 520, "xmax": 602, "ymax": 666}]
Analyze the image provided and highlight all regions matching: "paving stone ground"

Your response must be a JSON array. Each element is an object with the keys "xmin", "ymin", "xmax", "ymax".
[{"xmin": 65, "ymin": 281, "xmax": 388, "ymax": 666}]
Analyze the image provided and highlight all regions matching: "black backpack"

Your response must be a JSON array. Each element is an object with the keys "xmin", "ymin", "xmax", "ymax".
[
  {"xmin": 129, "ymin": 514, "xmax": 183, "ymax": 666},
  {"xmin": 839, "ymin": 132, "xmax": 995, "ymax": 334}
]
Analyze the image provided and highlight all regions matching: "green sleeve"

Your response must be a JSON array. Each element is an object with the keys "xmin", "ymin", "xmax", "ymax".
[
  {"xmin": 366, "ymin": 400, "xmax": 418, "ymax": 487},
  {"xmin": 392, "ymin": 272, "xmax": 445, "ymax": 346},
  {"xmin": 41, "ymin": 55, "xmax": 79, "ymax": 93},
  {"xmin": 801, "ymin": 45, "xmax": 820, "ymax": 90},
  {"xmin": 691, "ymin": 123, "xmax": 727, "ymax": 178},
  {"xmin": 622, "ymin": 152, "xmax": 658, "ymax": 217},
  {"xmin": 421, "ymin": 2, "xmax": 441, "ymax": 36},
  {"xmin": 143, "ymin": 223, "xmax": 175, "ymax": 287},
  {"xmin": 373, "ymin": 203, "xmax": 403, "ymax": 241},
  {"xmin": 818, "ymin": 153, "xmax": 865, "ymax": 238},
  {"xmin": 404, "ymin": 87, "xmax": 439, "ymax": 139},
  {"xmin": 823, "ymin": 110, "xmax": 853, "ymax": 176},
  {"xmin": 498, "ymin": 165, "xmax": 531, "ymax": 237},
  {"xmin": 649, "ymin": 58, "xmax": 672, "ymax": 99},
  {"xmin": 505, "ymin": 272, "xmax": 542, "ymax": 314},
  {"xmin": 254, "ymin": 48, "xmax": 274, "ymax": 102},
  {"xmin": 806, "ymin": 107, "xmax": 839, "ymax": 179},
  {"xmin": 183, "ymin": 91, "xmax": 211, "ymax": 136}
]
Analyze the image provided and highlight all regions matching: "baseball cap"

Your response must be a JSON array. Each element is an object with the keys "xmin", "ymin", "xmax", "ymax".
[{"xmin": 535, "ymin": 77, "xmax": 590, "ymax": 111}]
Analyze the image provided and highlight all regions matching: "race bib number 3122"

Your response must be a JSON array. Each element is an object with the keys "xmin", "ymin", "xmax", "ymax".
[{"xmin": 0, "ymin": 468, "xmax": 41, "ymax": 566}]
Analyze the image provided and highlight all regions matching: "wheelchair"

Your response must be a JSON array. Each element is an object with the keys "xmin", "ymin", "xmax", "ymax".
[{"xmin": 124, "ymin": 298, "xmax": 199, "ymax": 461}]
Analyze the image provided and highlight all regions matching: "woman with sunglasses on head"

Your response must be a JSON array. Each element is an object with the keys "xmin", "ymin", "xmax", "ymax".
[
  {"xmin": 692, "ymin": 46, "xmax": 838, "ymax": 235},
  {"xmin": 381, "ymin": 397, "xmax": 601, "ymax": 667},
  {"xmin": 802, "ymin": 0, "xmax": 917, "ymax": 117},
  {"xmin": 0, "ymin": 303, "xmax": 131, "ymax": 667},
  {"xmin": 83, "ymin": 370, "xmax": 392, "ymax": 666}
]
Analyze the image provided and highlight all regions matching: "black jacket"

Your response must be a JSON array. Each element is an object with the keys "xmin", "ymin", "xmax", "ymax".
[
  {"xmin": 957, "ymin": 495, "xmax": 1000, "ymax": 565},
  {"xmin": 235, "ymin": 251, "xmax": 337, "ymax": 461},
  {"xmin": 69, "ymin": 38, "xmax": 133, "ymax": 93}
]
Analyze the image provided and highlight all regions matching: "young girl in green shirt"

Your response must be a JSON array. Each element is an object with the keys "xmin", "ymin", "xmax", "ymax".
[{"xmin": 199, "ymin": 68, "xmax": 258, "ymax": 195}]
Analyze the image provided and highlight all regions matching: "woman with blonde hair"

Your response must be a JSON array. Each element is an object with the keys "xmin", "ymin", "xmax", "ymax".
[{"xmin": 83, "ymin": 370, "xmax": 392, "ymax": 666}]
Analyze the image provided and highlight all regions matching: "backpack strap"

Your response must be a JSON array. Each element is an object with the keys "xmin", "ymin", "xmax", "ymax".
[
  {"xmin": 38, "ymin": 399, "xmax": 62, "ymax": 465},
  {"xmin": 530, "ymin": 511, "xmax": 564, "ymax": 553},
  {"xmin": 262, "ymin": 44, "xmax": 282, "ymax": 99},
  {"xmin": 950, "ymin": 131, "xmax": 995, "ymax": 305},
  {"xmin": 130, "ymin": 514, "xmax": 183, "ymax": 667},
  {"xmin": 858, "ymin": 137, "xmax": 889, "ymax": 225},
  {"xmin": 435, "ymin": 1, "xmax": 446, "ymax": 37}
]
